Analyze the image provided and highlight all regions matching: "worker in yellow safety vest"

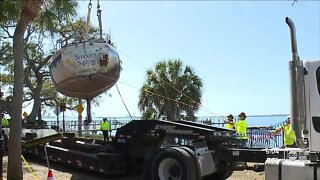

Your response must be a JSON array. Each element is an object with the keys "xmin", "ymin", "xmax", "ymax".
[
  {"xmin": 2, "ymin": 116, "xmax": 9, "ymax": 128},
  {"xmin": 225, "ymin": 114, "xmax": 235, "ymax": 130},
  {"xmin": 100, "ymin": 118, "xmax": 111, "ymax": 142},
  {"xmin": 276, "ymin": 117, "xmax": 296, "ymax": 148},
  {"xmin": 234, "ymin": 112, "xmax": 248, "ymax": 147}
]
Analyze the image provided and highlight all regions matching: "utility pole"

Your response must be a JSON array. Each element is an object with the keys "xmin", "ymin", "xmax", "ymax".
[
  {"xmin": 60, "ymin": 103, "xmax": 66, "ymax": 132},
  {"xmin": 77, "ymin": 99, "xmax": 84, "ymax": 137},
  {"xmin": 56, "ymin": 106, "xmax": 59, "ymax": 130}
]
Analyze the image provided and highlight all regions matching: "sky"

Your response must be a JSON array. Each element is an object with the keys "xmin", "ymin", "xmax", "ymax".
[{"xmin": 45, "ymin": 1, "xmax": 320, "ymax": 118}]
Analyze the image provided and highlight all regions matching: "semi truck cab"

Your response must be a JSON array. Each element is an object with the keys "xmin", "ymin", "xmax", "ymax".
[
  {"xmin": 264, "ymin": 17, "xmax": 320, "ymax": 180},
  {"xmin": 304, "ymin": 60, "xmax": 320, "ymax": 153}
]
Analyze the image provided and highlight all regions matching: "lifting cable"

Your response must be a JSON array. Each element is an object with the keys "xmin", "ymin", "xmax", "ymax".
[
  {"xmin": 96, "ymin": 0, "xmax": 103, "ymax": 39},
  {"xmin": 100, "ymin": 73, "xmax": 216, "ymax": 115},
  {"xmin": 86, "ymin": 0, "xmax": 103, "ymax": 40},
  {"xmin": 85, "ymin": 0, "xmax": 92, "ymax": 37},
  {"xmin": 113, "ymin": 78, "xmax": 219, "ymax": 116},
  {"xmin": 143, "ymin": 88, "xmax": 203, "ymax": 110},
  {"xmin": 116, "ymin": 48, "xmax": 223, "ymax": 117},
  {"xmin": 160, "ymin": 78, "xmax": 219, "ymax": 114},
  {"xmin": 160, "ymin": 79, "xmax": 220, "ymax": 116},
  {"xmin": 162, "ymin": 79, "xmax": 200, "ymax": 106},
  {"xmin": 116, "ymin": 84, "xmax": 133, "ymax": 120}
]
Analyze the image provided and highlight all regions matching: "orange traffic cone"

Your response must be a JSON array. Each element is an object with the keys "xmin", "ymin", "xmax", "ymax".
[{"xmin": 47, "ymin": 169, "xmax": 54, "ymax": 180}]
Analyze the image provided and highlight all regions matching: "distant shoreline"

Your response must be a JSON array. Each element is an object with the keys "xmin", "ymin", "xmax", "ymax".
[{"xmin": 42, "ymin": 114, "xmax": 289, "ymax": 120}]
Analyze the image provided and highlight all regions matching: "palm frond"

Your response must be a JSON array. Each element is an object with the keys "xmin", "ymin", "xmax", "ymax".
[{"xmin": 138, "ymin": 59, "xmax": 203, "ymax": 121}]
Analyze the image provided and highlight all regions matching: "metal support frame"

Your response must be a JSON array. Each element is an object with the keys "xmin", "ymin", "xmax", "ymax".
[{"xmin": 44, "ymin": 144, "xmax": 51, "ymax": 170}]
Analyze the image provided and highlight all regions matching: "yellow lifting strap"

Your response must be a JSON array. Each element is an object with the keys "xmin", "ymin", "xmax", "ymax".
[
  {"xmin": 86, "ymin": 0, "xmax": 92, "ymax": 36},
  {"xmin": 21, "ymin": 155, "xmax": 39, "ymax": 180}
]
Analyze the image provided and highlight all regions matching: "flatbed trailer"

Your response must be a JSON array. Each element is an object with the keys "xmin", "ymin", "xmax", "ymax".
[{"xmin": 20, "ymin": 120, "xmax": 269, "ymax": 180}]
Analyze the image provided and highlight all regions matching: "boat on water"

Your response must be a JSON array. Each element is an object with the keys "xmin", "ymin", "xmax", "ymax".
[{"xmin": 49, "ymin": 40, "xmax": 121, "ymax": 99}]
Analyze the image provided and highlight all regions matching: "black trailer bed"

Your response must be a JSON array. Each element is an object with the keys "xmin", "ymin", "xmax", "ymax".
[{"xmin": 23, "ymin": 142, "xmax": 127, "ymax": 175}]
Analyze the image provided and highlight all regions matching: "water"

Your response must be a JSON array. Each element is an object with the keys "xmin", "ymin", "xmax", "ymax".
[
  {"xmin": 42, "ymin": 114, "xmax": 289, "ymax": 135},
  {"xmin": 43, "ymin": 114, "xmax": 289, "ymax": 127},
  {"xmin": 197, "ymin": 114, "xmax": 288, "ymax": 128},
  {"xmin": 244, "ymin": 115, "xmax": 289, "ymax": 127},
  {"xmin": 42, "ymin": 114, "xmax": 288, "ymax": 148}
]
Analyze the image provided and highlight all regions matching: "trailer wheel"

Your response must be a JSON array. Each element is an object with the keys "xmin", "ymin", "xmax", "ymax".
[
  {"xmin": 179, "ymin": 146, "xmax": 201, "ymax": 180},
  {"xmin": 141, "ymin": 150, "xmax": 156, "ymax": 180},
  {"xmin": 151, "ymin": 147, "xmax": 198, "ymax": 180}
]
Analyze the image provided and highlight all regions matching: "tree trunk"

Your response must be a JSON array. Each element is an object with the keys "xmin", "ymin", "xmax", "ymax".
[
  {"xmin": 186, "ymin": 107, "xmax": 195, "ymax": 121},
  {"xmin": 8, "ymin": 15, "xmax": 29, "ymax": 180},
  {"xmin": 86, "ymin": 99, "xmax": 92, "ymax": 123},
  {"xmin": 38, "ymin": 105, "xmax": 42, "ymax": 120},
  {"xmin": 166, "ymin": 101, "xmax": 176, "ymax": 121},
  {"xmin": 28, "ymin": 88, "xmax": 42, "ymax": 121},
  {"xmin": 8, "ymin": 1, "xmax": 42, "ymax": 179}
]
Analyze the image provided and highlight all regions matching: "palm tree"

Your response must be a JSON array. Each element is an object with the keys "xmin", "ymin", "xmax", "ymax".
[
  {"xmin": 1, "ymin": 0, "xmax": 77, "ymax": 179},
  {"xmin": 138, "ymin": 59, "xmax": 202, "ymax": 121}
]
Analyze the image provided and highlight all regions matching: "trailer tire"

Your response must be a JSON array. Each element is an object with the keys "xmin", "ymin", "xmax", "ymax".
[
  {"xmin": 151, "ymin": 147, "xmax": 198, "ymax": 180},
  {"xmin": 141, "ymin": 150, "xmax": 156, "ymax": 180},
  {"xmin": 179, "ymin": 146, "xmax": 201, "ymax": 180}
]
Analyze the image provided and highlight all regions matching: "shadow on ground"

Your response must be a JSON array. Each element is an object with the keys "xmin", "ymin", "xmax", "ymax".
[{"xmin": 23, "ymin": 155, "xmax": 141, "ymax": 180}]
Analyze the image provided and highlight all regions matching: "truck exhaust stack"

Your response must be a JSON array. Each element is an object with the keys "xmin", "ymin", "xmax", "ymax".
[{"xmin": 286, "ymin": 17, "xmax": 308, "ymax": 148}]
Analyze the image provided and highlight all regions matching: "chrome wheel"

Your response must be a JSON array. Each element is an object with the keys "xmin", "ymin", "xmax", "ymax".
[{"xmin": 158, "ymin": 158, "xmax": 182, "ymax": 180}]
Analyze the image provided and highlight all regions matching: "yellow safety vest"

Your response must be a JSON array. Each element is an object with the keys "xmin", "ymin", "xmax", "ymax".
[
  {"xmin": 2, "ymin": 117, "xmax": 9, "ymax": 127},
  {"xmin": 100, "ymin": 121, "xmax": 110, "ymax": 131},
  {"xmin": 226, "ymin": 123, "xmax": 234, "ymax": 130},
  {"xmin": 284, "ymin": 125, "xmax": 295, "ymax": 146},
  {"xmin": 235, "ymin": 120, "xmax": 247, "ymax": 139}
]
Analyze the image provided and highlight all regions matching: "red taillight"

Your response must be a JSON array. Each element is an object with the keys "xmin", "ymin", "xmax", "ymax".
[{"xmin": 118, "ymin": 134, "xmax": 131, "ymax": 139}]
